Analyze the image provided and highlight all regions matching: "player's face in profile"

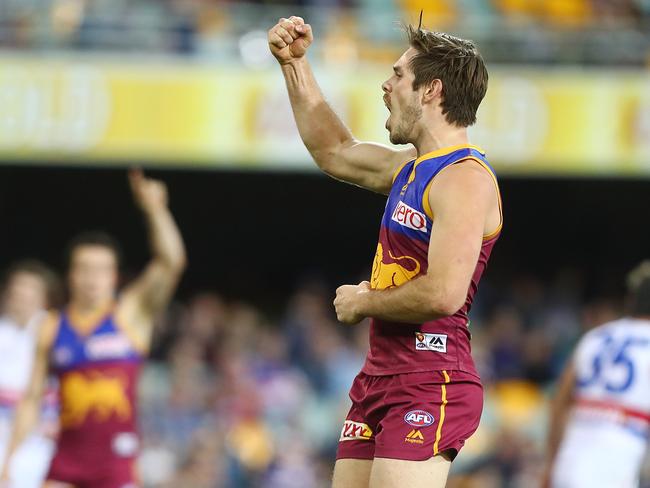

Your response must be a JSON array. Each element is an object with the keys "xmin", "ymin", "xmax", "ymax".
[
  {"xmin": 2, "ymin": 271, "xmax": 47, "ymax": 322},
  {"xmin": 68, "ymin": 245, "xmax": 118, "ymax": 306},
  {"xmin": 382, "ymin": 48, "xmax": 422, "ymax": 145}
]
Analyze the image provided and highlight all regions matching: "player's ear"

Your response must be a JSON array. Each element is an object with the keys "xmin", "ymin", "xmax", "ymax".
[{"xmin": 421, "ymin": 79, "xmax": 442, "ymax": 105}]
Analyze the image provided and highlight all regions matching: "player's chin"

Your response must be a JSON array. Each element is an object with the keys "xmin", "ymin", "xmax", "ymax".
[
  {"xmin": 388, "ymin": 130, "xmax": 404, "ymax": 145},
  {"xmin": 386, "ymin": 120, "xmax": 395, "ymax": 139},
  {"xmin": 385, "ymin": 110, "xmax": 394, "ymax": 129}
]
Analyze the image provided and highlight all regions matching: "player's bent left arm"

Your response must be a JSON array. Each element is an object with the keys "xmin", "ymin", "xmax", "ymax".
[
  {"xmin": 541, "ymin": 360, "xmax": 576, "ymax": 488},
  {"xmin": 117, "ymin": 170, "xmax": 187, "ymax": 350},
  {"xmin": 335, "ymin": 161, "xmax": 498, "ymax": 324}
]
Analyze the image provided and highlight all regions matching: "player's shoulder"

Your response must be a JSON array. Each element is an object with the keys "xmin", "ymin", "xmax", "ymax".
[
  {"xmin": 616, "ymin": 317, "xmax": 650, "ymax": 338},
  {"xmin": 440, "ymin": 159, "xmax": 493, "ymax": 180},
  {"xmin": 38, "ymin": 310, "xmax": 62, "ymax": 350},
  {"xmin": 428, "ymin": 159, "xmax": 496, "ymax": 204},
  {"xmin": 585, "ymin": 318, "xmax": 622, "ymax": 335},
  {"xmin": 574, "ymin": 321, "xmax": 615, "ymax": 348},
  {"xmin": 582, "ymin": 317, "xmax": 650, "ymax": 340}
]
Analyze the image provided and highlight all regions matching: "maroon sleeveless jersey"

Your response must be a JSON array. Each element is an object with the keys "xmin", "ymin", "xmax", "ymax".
[
  {"xmin": 48, "ymin": 306, "xmax": 143, "ymax": 474},
  {"xmin": 362, "ymin": 145, "xmax": 501, "ymax": 376}
]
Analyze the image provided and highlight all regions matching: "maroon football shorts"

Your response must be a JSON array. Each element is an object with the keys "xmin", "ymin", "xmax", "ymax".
[
  {"xmin": 47, "ymin": 449, "xmax": 138, "ymax": 488},
  {"xmin": 336, "ymin": 370, "xmax": 483, "ymax": 461}
]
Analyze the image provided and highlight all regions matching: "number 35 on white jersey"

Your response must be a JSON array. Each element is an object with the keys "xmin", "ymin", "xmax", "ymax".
[{"xmin": 574, "ymin": 318, "xmax": 650, "ymax": 414}]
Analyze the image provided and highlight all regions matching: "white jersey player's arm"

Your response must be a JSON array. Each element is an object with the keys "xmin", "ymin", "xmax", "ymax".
[
  {"xmin": 542, "ymin": 360, "xmax": 577, "ymax": 488},
  {"xmin": 0, "ymin": 312, "xmax": 56, "ymax": 482},
  {"xmin": 269, "ymin": 16, "xmax": 416, "ymax": 195}
]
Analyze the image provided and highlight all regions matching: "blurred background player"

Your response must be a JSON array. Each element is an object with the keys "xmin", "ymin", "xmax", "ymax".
[
  {"xmin": 0, "ymin": 170, "xmax": 186, "ymax": 488},
  {"xmin": 0, "ymin": 261, "xmax": 61, "ymax": 488},
  {"xmin": 269, "ymin": 15, "xmax": 500, "ymax": 488},
  {"xmin": 544, "ymin": 261, "xmax": 650, "ymax": 488}
]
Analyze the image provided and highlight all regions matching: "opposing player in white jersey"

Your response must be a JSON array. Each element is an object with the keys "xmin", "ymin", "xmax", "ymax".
[
  {"xmin": 544, "ymin": 261, "xmax": 650, "ymax": 488},
  {"xmin": 0, "ymin": 261, "xmax": 60, "ymax": 488}
]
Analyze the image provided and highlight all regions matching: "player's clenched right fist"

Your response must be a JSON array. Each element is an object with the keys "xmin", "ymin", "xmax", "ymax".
[{"xmin": 268, "ymin": 16, "xmax": 313, "ymax": 65}]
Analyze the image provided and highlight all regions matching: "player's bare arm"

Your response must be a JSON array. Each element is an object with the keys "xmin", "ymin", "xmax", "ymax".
[
  {"xmin": 334, "ymin": 161, "xmax": 499, "ymax": 324},
  {"xmin": 116, "ymin": 170, "xmax": 187, "ymax": 350},
  {"xmin": 541, "ymin": 361, "xmax": 576, "ymax": 488},
  {"xmin": 269, "ymin": 16, "xmax": 416, "ymax": 195},
  {"xmin": 0, "ymin": 313, "xmax": 57, "ymax": 482}
]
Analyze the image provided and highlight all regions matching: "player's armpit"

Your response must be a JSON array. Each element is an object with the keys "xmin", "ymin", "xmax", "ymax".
[
  {"xmin": 424, "ymin": 161, "xmax": 499, "ymax": 315},
  {"xmin": 319, "ymin": 140, "xmax": 416, "ymax": 195},
  {"xmin": 116, "ymin": 260, "xmax": 183, "ymax": 351},
  {"xmin": 122, "ymin": 260, "xmax": 182, "ymax": 314}
]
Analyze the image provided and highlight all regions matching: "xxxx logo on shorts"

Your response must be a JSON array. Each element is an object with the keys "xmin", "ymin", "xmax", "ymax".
[{"xmin": 340, "ymin": 420, "xmax": 373, "ymax": 441}]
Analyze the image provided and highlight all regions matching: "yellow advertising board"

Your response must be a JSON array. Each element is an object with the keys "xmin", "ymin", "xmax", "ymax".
[{"xmin": 0, "ymin": 56, "xmax": 647, "ymax": 175}]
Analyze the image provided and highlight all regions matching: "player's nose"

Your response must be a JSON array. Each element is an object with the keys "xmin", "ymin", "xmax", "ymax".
[{"xmin": 381, "ymin": 80, "xmax": 391, "ymax": 93}]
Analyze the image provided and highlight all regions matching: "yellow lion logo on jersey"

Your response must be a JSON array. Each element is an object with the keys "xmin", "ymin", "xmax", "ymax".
[
  {"xmin": 371, "ymin": 243, "xmax": 421, "ymax": 290},
  {"xmin": 60, "ymin": 371, "xmax": 131, "ymax": 428}
]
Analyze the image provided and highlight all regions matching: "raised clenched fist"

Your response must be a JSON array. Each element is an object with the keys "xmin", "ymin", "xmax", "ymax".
[
  {"xmin": 268, "ymin": 16, "xmax": 313, "ymax": 65},
  {"xmin": 129, "ymin": 169, "xmax": 169, "ymax": 213}
]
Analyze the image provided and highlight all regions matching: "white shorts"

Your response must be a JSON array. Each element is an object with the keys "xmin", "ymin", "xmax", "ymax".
[
  {"xmin": 552, "ymin": 421, "xmax": 645, "ymax": 488},
  {"xmin": 0, "ymin": 419, "xmax": 54, "ymax": 488}
]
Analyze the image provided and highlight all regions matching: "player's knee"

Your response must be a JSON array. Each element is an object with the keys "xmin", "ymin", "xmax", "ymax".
[{"xmin": 43, "ymin": 482, "xmax": 76, "ymax": 488}]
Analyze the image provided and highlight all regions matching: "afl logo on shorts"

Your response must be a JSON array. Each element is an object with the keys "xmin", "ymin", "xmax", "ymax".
[{"xmin": 404, "ymin": 410, "xmax": 434, "ymax": 427}]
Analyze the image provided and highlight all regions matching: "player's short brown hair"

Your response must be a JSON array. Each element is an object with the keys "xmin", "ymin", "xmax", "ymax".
[
  {"xmin": 406, "ymin": 25, "xmax": 488, "ymax": 127},
  {"xmin": 65, "ymin": 231, "xmax": 123, "ymax": 270},
  {"xmin": 3, "ymin": 259, "xmax": 63, "ymax": 308},
  {"xmin": 626, "ymin": 260, "xmax": 650, "ymax": 316}
]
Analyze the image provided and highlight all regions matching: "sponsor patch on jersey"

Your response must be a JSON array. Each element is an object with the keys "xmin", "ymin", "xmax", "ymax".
[
  {"xmin": 391, "ymin": 200, "xmax": 428, "ymax": 233},
  {"xmin": 404, "ymin": 410, "xmax": 435, "ymax": 427},
  {"xmin": 86, "ymin": 334, "xmax": 132, "ymax": 360},
  {"xmin": 415, "ymin": 332, "xmax": 447, "ymax": 353},
  {"xmin": 404, "ymin": 429, "xmax": 425, "ymax": 444},
  {"xmin": 340, "ymin": 420, "xmax": 373, "ymax": 441}
]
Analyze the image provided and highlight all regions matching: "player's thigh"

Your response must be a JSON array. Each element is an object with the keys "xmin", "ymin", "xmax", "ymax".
[
  {"xmin": 332, "ymin": 458, "xmax": 373, "ymax": 488},
  {"xmin": 42, "ymin": 482, "xmax": 76, "ymax": 488},
  {"xmin": 369, "ymin": 453, "xmax": 452, "ymax": 488}
]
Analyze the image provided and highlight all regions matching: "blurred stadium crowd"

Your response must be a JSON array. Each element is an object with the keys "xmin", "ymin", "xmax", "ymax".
[
  {"xmin": 125, "ymin": 269, "xmax": 647, "ymax": 487},
  {"xmin": 0, "ymin": 1, "xmax": 648, "ymax": 488},
  {"xmin": 1, "ymin": 0, "xmax": 649, "ymax": 65}
]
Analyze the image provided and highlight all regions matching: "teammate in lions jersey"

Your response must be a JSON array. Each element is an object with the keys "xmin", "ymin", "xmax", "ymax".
[
  {"xmin": 269, "ymin": 15, "xmax": 501, "ymax": 488},
  {"xmin": 0, "ymin": 170, "xmax": 186, "ymax": 488},
  {"xmin": 544, "ymin": 262, "xmax": 650, "ymax": 488}
]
